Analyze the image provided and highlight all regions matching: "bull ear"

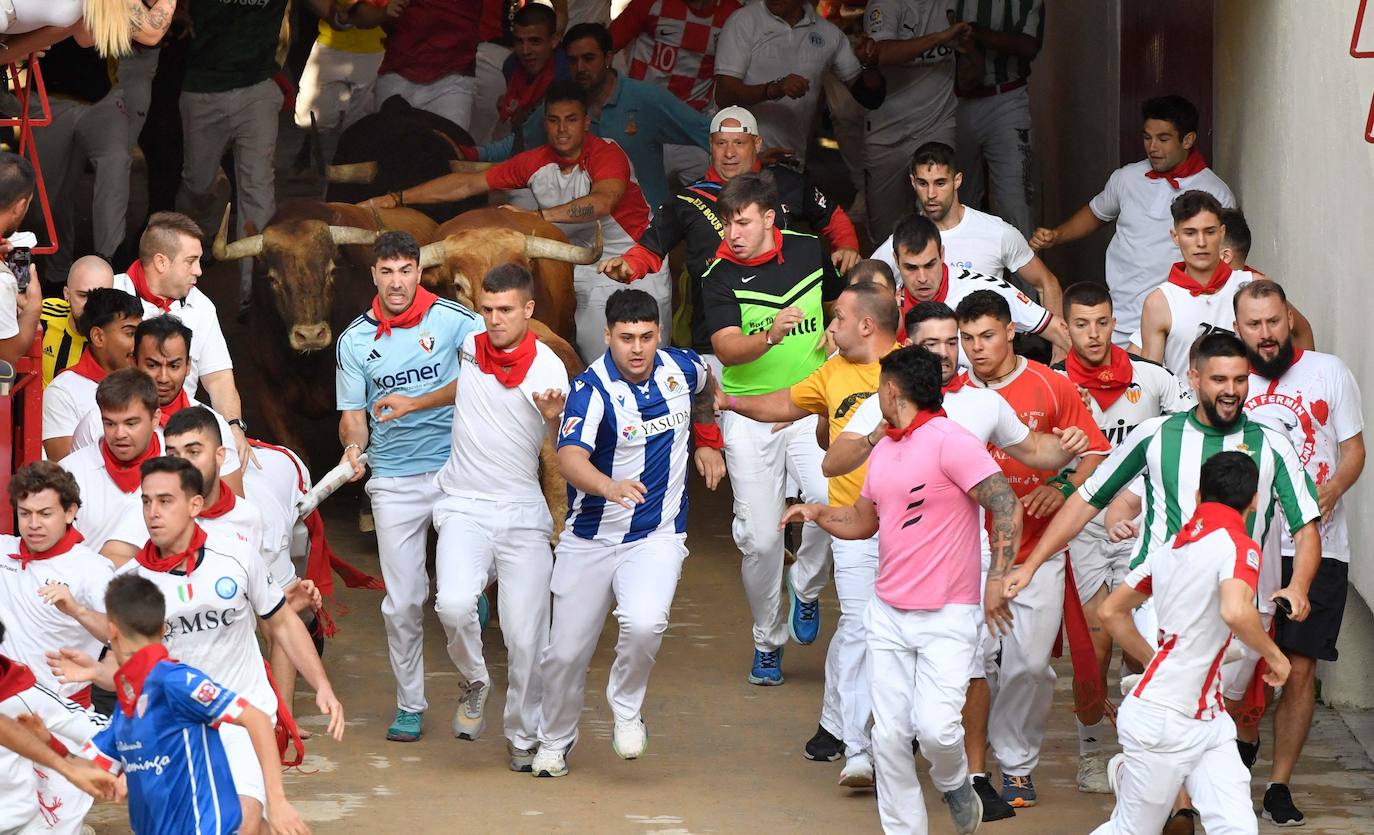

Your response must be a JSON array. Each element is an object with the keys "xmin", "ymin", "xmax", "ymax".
[
  {"xmin": 211, "ymin": 204, "xmax": 264, "ymax": 261},
  {"xmin": 328, "ymin": 226, "xmax": 379, "ymax": 247},
  {"xmin": 325, "ymin": 161, "xmax": 379, "ymax": 183}
]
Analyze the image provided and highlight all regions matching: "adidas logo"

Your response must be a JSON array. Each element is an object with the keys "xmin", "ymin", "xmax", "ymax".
[{"xmin": 366, "ymin": 349, "xmax": 382, "ymax": 362}]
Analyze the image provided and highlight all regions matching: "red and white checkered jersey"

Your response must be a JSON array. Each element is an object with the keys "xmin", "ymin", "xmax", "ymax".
[
  {"xmin": 612, "ymin": 0, "xmax": 742, "ymax": 112},
  {"xmin": 485, "ymin": 135, "xmax": 652, "ymax": 257}
]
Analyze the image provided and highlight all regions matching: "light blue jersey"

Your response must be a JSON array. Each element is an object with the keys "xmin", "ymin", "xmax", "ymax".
[
  {"xmin": 558, "ymin": 347, "xmax": 708, "ymax": 544},
  {"xmin": 336, "ymin": 298, "xmax": 483, "ymax": 477}
]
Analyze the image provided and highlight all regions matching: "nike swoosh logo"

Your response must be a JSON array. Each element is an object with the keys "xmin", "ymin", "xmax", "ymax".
[{"xmin": 742, "ymin": 275, "xmax": 756, "ymax": 283}]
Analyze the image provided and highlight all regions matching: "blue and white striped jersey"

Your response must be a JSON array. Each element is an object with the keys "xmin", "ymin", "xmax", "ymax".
[{"xmin": 558, "ymin": 347, "xmax": 709, "ymax": 544}]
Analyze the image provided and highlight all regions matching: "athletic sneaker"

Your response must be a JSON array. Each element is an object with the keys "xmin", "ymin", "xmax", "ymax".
[
  {"xmin": 787, "ymin": 574, "xmax": 820, "ymax": 645},
  {"xmin": 1262, "ymin": 783, "xmax": 1306, "ymax": 827},
  {"xmin": 1001, "ymin": 773, "xmax": 1037, "ymax": 807},
  {"xmin": 613, "ymin": 717, "xmax": 647, "ymax": 760},
  {"xmin": 386, "ymin": 709, "xmax": 423, "ymax": 742},
  {"xmin": 943, "ymin": 781, "xmax": 984, "ymax": 834},
  {"xmin": 1106, "ymin": 753, "xmax": 1125, "ymax": 795},
  {"xmin": 478, "ymin": 592, "xmax": 491, "ymax": 630},
  {"xmin": 748, "ymin": 648, "xmax": 784, "ymax": 685},
  {"xmin": 804, "ymin": 725, "xmax": 843, "ymax": 762},
  {"xmin": 452, "ymin": 680, "xmax": 488, "ymax": 740},
  {"xmin": 1076, "ymin": 751, "xmax": 1111, "ymax": 793},
  {"xmin": 531, "ymin": 745, "xmax": 569, "ymax": 778},
  {"xmin": 1162, "ymin": 808, "xmax": 1197, "ymax": 835},
  {"xmin": 972, "ymin": 775, "xmax": 1015, "ymax": 821},
  {"xmin": 838, "ymin": 753, "xmax": 874, "ymax": 788},
  {"xmin": 508, "ymin": 742, "xmax": 536, "ymax": 773}
]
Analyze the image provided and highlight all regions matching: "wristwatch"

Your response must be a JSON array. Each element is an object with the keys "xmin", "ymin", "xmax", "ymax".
[{"xmin": 227, "ymin": 418, "xmax": 248, "ymax": 434}]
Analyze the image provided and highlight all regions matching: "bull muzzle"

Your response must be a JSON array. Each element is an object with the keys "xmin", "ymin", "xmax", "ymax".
[{"xmin": 288, "ymin": 321, "xmax": 333, "ymax": 353}]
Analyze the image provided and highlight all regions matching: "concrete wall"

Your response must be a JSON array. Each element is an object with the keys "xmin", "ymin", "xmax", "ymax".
[{"xmin": 1213, "ymin": 0, "xmax": 1374, "ymax": 708}]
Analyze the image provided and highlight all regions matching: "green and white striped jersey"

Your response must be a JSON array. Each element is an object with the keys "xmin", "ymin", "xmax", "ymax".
[{"xmin": 1079, "ymin": 410, "xmax": 1319, "ymax": 568}]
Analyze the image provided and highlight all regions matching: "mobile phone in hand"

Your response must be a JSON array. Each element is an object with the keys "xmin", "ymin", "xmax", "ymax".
[{"xmin": 1275, "ymin": 596, "xmax": 1294, "ymax": 616}]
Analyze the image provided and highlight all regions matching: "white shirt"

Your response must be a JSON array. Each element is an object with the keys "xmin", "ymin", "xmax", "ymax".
[
  {"xmin": 58, "ymin": 443, "xmax": 150, "ymax": 553},
  {"xmin": 0, "ymin": 537, "xmax": 113, "ymax": 698},
  {"xmin": 435, "ymin": 334, "xmax": 569, "ymax": 505},
  {"xmin": 1125, "ymin": 524, "xmax": 1260, "ymax": 721},
  {"xmin": 0, "ymin": 0, "xmax": 83, "ymax": 34},
  {"xmin": 116, "ymin": 530, "xmax": 285, "ymax": 715},
  {"xmin": 242, "ymin": 442, "xmax": 311, "ymax": 566},
  {"xmin": 714, "ymin": 1, "xmax": 862, "ymax": 164},
  {"xmin": 1138, "ymin": 269, "xmax": 1258, "ymax": 378},
  {"xmin": 862, "ymin": 0, "xmax": 957, "ymax": 145},
  {"xmin": 0, "ymin": 267, "xmax": 16, "ymax": 339},
  {"xmin": 1246, "ymin": 350, "xmax": 1364, "ymax": 562},
  {"xmin": 113, "ymin": 274, "xmax": 233, "ymax": 397},
  {"xmin": 199, "ymin": 491, "xmax": 293, "ymax": 589},
  {"xmin": 1087, "ymin": 160, "xmax": 1235, "ymax": 344},
  {"xmin": 845, "ymin": 381, "xmax": 1029, "ymax": 449},
  {"xmin": 42, "ymin": 368, "xmax": 98, "ymax": 441},
  {"xmin": 930, "ymin": 206, "xmax": 1035, "ymax": 282},
  {"xmin": 70, "ymin": 405, "xmax": 242, "ymax": 477}
]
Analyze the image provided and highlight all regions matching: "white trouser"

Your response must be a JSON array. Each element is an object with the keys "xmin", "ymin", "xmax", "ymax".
[
  {"xmin": 1070, "ymin": 527, "xmax": 1134, "ymax": 604},
  {"xmin": 220, "ymin": 722, "xmax": 266, "ymax": 806},
  {"xmin": 433, "ymin": 496, "xmax": 553, "ymax": 749},
  {"xmin": 987, "ymin": 551, "xmax": 1065, "ymax": 776},
  {"xmin": 114, "ymin": 47, "xmax": 160, "ymax": 148},
  {"xmin": 1, "ymin": 686, "xmax": 105, "ymax": 835},
  {"xmin": 822, "ymin": 73, "xmax": 867, "ymax": 205},
  {"xmin": 375, "ymin": 72, "xmax": 476, "ymax": 131},
  {"xmin": 864, "ymin": 120, "xmax": 958, "ymax": 245},
  {"xmin": 178, "ymin": 78, "xmax": 283, "ymax": 299},
  {"xmin": 538, "ymin": 532, "xmax": 688, "ymax": 751},
  {"xmin": 34, "ymin": 95, "xmax": 130, "ymax": 272},
  {"xmin": 955, "ymin": 87, "xmax": 1033, "ymax": 237},
  {"xmin": 1091, "ymin": 697, "xmax": 1256, "ymax": 835},
  {"xmin": 573, "ymin": 263, "xmax": 671, "ymax": 363},
  {"xmin": 817, "ymin": 535, "xmax": 877, "ymax": 756},
  {"xmin": 294, "ymin": 42, "xmax": 383, "ymax": 132},
  {"xmin": 867, "ymin": 598, "xmax": 979, "ymax": 835},
  {"xmin": 720, "ymin": 410, "xmax": 832, "ymax": 652},
  {"xmin": 469, "ymin": 43, "xmax": 512, "ymax": 144},
  {"xmin": 366, "ymin": 472, "xmax": 444, "ymax": 713}
]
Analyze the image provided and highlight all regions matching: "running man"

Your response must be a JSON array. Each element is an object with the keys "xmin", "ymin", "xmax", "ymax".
[
  {"xmin": 533, "ymin": 288, "xmax": 724, "ymax": 778},
  {"xmin": 336, "ymin": 231, "xmax": 484, "ymax": 743},
  {"xmin": 431, "ymin": 264, "xmax": 569, "ymax": 772},
  {"xmin": 782, "ymin": 345, "xmax": 1022, "ymax": 835},
  {"xmin": 1093, "ymin": 452, "xmax": 1290, "ymax": 835}
]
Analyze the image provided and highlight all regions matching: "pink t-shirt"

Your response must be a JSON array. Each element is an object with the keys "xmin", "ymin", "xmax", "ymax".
[{"xmin": 861, "ymin": 416, "xmax": 1001, "ymax": 610}]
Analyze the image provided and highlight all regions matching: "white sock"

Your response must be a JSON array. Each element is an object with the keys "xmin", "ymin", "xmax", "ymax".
[{"xmin": 1077, "ymin": 718, "xmax": 1105, "ymax": 756}]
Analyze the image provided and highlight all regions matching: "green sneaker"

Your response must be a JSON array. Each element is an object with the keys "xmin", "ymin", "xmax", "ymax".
[{"xmin": 386, "ymin": 709, "xmax": 423, "ymax": 742}]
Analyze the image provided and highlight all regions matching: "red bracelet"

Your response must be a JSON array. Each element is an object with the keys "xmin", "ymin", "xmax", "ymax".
[{"xmin": 693, "ymin": 423, "xmax": 724, "ymax": 449}]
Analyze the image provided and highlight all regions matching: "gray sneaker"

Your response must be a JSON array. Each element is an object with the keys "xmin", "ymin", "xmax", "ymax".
[
  {"xmin": 508, "ymin": 741, "xmax": 536, "ymax": 773},
  {"xmin": 944, "ymin": 781, "xmax": 984, "ymax": 834},
  {"xmin": 452, "ymin": 680, "xmax": 488, "ymax": 740}
]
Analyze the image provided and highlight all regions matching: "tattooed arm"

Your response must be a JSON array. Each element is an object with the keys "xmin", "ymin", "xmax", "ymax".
[
  {"xmin": 539, "ymin": 179, "xmax": 627, "ymax": 224},
  {"xmin": 779, "ymin": 498, "xmax": 879, "ymax": 541},
  {"xmin": 128, "ymin": 0, "xmax": 177, "ymax": 46},
  {"xmin": 968, "ymin": 471, "xmax": 1022, "ymax": 635}
]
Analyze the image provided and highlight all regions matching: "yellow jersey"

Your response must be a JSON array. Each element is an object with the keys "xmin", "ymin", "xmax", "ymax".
[
  {"xmin": 316, "ymin": 19, "xmax": 385, "ymax": 54},
  {"xmin": 39, "ymin": 298, "xmax": 84, "ymax": 387},
  {"xmin": 790, "ymin": 347, "xmax": 897, "ymax": 507}
]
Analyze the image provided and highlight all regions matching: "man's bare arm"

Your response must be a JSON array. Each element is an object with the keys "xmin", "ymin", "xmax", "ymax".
[
  {"xmin": 539, "ymin": 179, "xmax": 626, "ymax": 223},
  {"xmin": 1138, "ymin": 289, "xmax": 1171, "ymax": 364},
  {"xmin": 968, "ymin": 472, "xmax": 1022, "ymax": 579}
]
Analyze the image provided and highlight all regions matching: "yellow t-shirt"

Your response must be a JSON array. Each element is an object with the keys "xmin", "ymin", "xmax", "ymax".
[
  {"xmin": 39, "ymin": 298, "xmax": 84, "ymax": 387},
  {"xmin": 316, "ymin": 19, "xmax": 385, "ymax": 54},
  {"xmin": 790, "ymin": 349, "xmax": 892, "ymax": 507}
]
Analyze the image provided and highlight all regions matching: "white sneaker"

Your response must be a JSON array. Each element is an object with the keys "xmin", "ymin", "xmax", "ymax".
[
  {"xmin": 1077, "ymin": 751, "xmax": 1111, "ymax": 793},
  {"xmin": 1106, "ymin": 752, "xmax": 1126, "ymax": 795},
  {"xmin": 452, "ymin": 679, "xmax": 488, "ymax": 741},
  {"xmin": 612, "ymin": 716, "xmax": 648, "ymax": 760},
  {"xmin": 838, "ymin": 752, "xmax": 875, "ymax": 788},
  {"xmin": 531, "ymin": 745, "xmax": 568, "ymax": 778}
]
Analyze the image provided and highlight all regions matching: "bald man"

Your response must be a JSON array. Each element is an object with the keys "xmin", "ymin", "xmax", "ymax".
[{"xmin": 40, "ymin": 255, "xmax": 115, "ymax": 386}]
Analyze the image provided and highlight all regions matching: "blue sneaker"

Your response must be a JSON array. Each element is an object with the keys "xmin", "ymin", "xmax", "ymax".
[
  {"xmin": 386, "ymin": 709, "xmax": 423, "ymax": 742},
  {"xmin": 478, "ymin": 592, "xmax": 491, "ymax": 630},
  {"xmin": 748, "ymin": 648, "xmax": 784, "ymax": 686},
  {"xmin": 1001, "ymin": 773, "xmax": 1037, "ymax": 807},
  {"xmin": 787, "ymin": 575, "xmax": 820, "ymax": 645}
]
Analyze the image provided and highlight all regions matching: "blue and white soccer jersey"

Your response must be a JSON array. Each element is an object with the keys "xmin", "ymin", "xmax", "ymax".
[
  {"xmin": 84, "ymin": 661, "xmax": 247, "ymax": 835},
  {"xmin": 558, "ymin": 347, "xmax": 709, "ymax": 543}
]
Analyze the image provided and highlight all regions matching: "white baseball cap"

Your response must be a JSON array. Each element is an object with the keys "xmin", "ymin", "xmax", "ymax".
[{"xmin": 710, "ymin": 106, "xmax": 759, "ymax": 135}]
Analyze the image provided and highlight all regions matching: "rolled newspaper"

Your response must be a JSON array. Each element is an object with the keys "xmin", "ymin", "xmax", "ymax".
[{"xmin": 295, "ymin": 453, "xmax": 368, "ymax": 519}]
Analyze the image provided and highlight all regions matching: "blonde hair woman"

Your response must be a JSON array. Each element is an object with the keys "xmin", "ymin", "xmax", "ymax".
[{"xmin": 0, "ymin": 0, "xmax": 177, "ymax": 59}]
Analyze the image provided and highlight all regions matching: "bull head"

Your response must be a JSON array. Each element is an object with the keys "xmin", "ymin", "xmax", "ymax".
[
  {"xmin": 213, "ymin": 205, "xmax": 380, "ymax": 353},
  {"xmin": 417, "ymin": 224, "xmax": 601, "ymax": 308}
]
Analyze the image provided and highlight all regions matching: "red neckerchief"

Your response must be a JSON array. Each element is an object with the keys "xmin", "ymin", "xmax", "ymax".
[
  {"xmin": 0, "ymin": 654, "xmax": 37, "ymax": 701},
  {"xmin": 703, "ymin": 159, "xmax": 762, "ymax": 185},
  {"xmin": 1065, "ymin": 345, "xmax": 1135, "ymax": 411},
  {"xmin": 1173, "ymin": 502, "xmax": 1252, "ymax": 549},
  {"xmin": 371, "ymin": 286, "xmax": 438, "ymax": 340},
  {"xmin": 714, "ymin": 227, "xmax": 784, "ymax": 266},
  {"xmin": 884, "ymin": 408, "xmax": 948, "ymax": 442},
  {"xmin": 100, "ymin": 434, "xmax": 163, "ymax": 494},
  {"xmin": 197, "ymin": 481, "xmax": 237, "ymax": 520},
  {"xmin": 124, "ymin": 259, "xmax": 174, "ymax": 312},
  {"xmin": 113, "ymin": 645, "xmax": 171, "ymax": 718},
  {"xmin": 475, "ymin": 330, "xmax": 538, "ymax": 388},
  {"xmin": 134, "ymin": 524, "xmax": 208, "ymax": 576},
  {"xmin": 1144, "ymin": 147, "xmax": 1207, "ymax": 190},
  {"xmin": 1166, "ymin": 260, "xmax": 1232, "ymax": 297},
  {"xmin": 898, "ymin": 264, "xmax": 952, "ymax": 340},
  {"xmin": 943, "ymin": 371, "xmax": 969, "ymax": 394},
  {"xmin": 64, "ymin": 349, "xmax": 108, "ymax": 383},
  {"xmin": 498, "ymin": 58, "xmax": 555, "ymax": 124},
  {"xmin": 10, "ymin": 527, "xmax": 84, "ymax": 571},
  {"xmin": 158, "ymin": 389, "xmax": 191, "ymax": 427}
]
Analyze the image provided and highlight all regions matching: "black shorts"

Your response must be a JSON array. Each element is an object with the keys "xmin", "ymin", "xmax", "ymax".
[{"xmin": 1274, "ymin": 556, "xmax": 1348, "ymax": 661}]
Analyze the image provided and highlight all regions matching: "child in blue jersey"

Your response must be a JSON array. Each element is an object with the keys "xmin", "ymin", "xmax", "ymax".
[{"xmin": 82, "ymin": 574, "xmax": 309, "ymax": 835}]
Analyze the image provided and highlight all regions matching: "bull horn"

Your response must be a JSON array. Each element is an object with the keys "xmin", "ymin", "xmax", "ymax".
[
  {"xmin": 212, "ymin": 204, "xmax": 264, "ymax": 261},
  {"xmin": 449, "ymin": 161, "xmax": 493, "ymax": 173},
  {"xmin": 417, "ymin": 240, "xmax": 452, "ymax": 270},
  {"xmin": 328, "ymin": 226, "xmax": 379, "ymax": 246},
  {"xmin": 523, "ymin": 223, "xmax": 602, "ymax": 265},
  {"xmin": 325, "ymin": 161, "xmax": 379, "ymax": 183}
]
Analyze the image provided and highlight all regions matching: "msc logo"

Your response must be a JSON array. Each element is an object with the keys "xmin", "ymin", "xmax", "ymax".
[
  {"xmin": 373, "ymin": 362, "xmax": 441, "ymax": 390},
  {"xmin": 215, "ymin": 577, "xmax": 238, "ymax": 600},
  {"xmin": 165, "ymin": 608, "xmax": 237, "ymax": 638}
]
